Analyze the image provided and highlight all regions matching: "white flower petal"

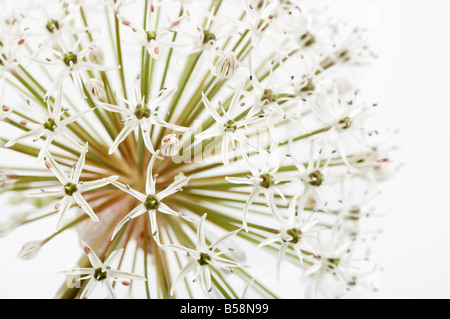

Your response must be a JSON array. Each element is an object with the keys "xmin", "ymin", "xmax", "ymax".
[
  {"xmin": 111, "ymin": 204, "xmax": 147, "ymax": 240},
  {"xmin": 145, "ymin": 151, "xmax": 160, "ymax": 195},
  {"xmin": 80, "ymin": 279, "xmax": 99, "ymax": 299},
  {"xmin": 73, "ymin": 192, "xmax": 99, "ymax": 222},
  {"xmin": 109, "ymin": 119, "xmax": 138, "ymax": 154},
  {"xmin": 156, "ymin": 175, "xmax": 191, "ymax": 200},
  {"xmin": 71, "ymin": 143, "xmax": 88, "ymax": 183},
  {"xmin": 110, "ymin": 180, "xmax": 146, "ymax": 202},
  {"xmin": 170, "ymin": 259, "xmax": 197, "ymax": 296}
]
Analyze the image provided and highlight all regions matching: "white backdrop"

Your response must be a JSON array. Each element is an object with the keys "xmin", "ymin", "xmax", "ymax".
[{"xmin": 0, "ymin": 0, "xmax": 449, "ymax": 298}]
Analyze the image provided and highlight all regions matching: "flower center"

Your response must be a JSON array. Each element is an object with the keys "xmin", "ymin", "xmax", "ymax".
[
  {"xmin": 94, "ymin": 267, "xmax": 108, "ymax": 281},
  {"xmin": 43, "ymin": 118, "xmax": 57, "ymax": 132},
  {"xmin": 300, "ymin": 32, "xmax": 316, "ymax": 47},
  {"xmin": 337, "ymin": 49, "xmax": 350, "ymax": 61},
  {"xmin": 326, "ymin": 258, "xmax": 340, "ymax": 270},
  {"xmin": 197, "ymin": 252, "xmax": 211, "ymax": 266},
  {"xmin": 347, "ymin": 207, "xmax": 361, "ymax": 221},
  {"xmin": 224, "ymin": 119, "xmax": 237, "ymax": 133},
  {"xmin": 261, "ymin": 89, "xmax": 277, "ymax": 103},
  {"xmin": 259, "ymin": 173, "xmax": 274, "ymax": 189},
  {"xmin": 308, "ymin": 170, "xmax": 324, "ymax": 186},
  {"xmin": 63, "ymin": 52, "xmax": 78, "ymax": 66},
  {"xmin": 338, "ymin": 117, "xmax": 352, "ymax": 130},
  {"xmin": 64, "ymin": 182, "xmax": 78, "ymax": 196},
  {"xmin": 46, "ymin": 19, "xmax": 60, "ymax": 33},
  {"xmin": 202, "ymin": 30, "xmax": 216, "ymax": 45},
  {"xmin": 134, "ymin": 104, "xmax": 151, "ymax": 120},
  {"xmin": 300, "ymin": 78, "xmax": 315, "ymax": 93},
  {"xmin": 286, "ymin": 228, "xmax": 302, "ymax": 244},
  {"xmin": 144, "ymin": 194, "xmax": 160, "ymax": 210},
  {"xmin": 146, "ymin": 31, "xmax": 157, "ymax": 42}
]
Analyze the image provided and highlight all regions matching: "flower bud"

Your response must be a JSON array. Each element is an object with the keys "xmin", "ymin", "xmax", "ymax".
[
  {"xmin": 161, "ymin": 134, "xmax": 180, "ymax": 157},
  {"xmin": 215, "ymin": 52, "xmax": 237, "ymax": 79},
  {"xmin": 18, "ymin": 240, "xmax": 44, "ymax": 260},
  {"xmin": 89, "ymin": 47, "xmax": 105, "ymax": 65},
  {"xmin": 85, "ymin": 79, "xmax": 107, "ymax": 102}
]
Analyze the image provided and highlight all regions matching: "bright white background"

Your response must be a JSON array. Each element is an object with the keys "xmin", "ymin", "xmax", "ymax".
[{"xmin": 0, "ymin": 0, "xmax": 450, "ymax": 298}]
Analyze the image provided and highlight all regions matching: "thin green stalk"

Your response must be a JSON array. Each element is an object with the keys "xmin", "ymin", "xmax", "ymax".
[{"xmin": 114, "ymin": 14, "xmax": 128, "ymax": 100}]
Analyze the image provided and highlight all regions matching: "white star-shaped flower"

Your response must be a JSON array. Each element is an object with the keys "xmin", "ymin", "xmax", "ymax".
[
  {"xmin": 226, "ymin": 152, "xmax": 292, "ymax": 231},
  {"xmin": 96, "ymin": 74, "xmax": 190, "ymax": 155},
  {"xmin": 118, "ymin": 14, "xmax": 182, "ymax": 60},
  {"xmin": 195, "ymin": 83, "xmax": 265, "ymax": 164},
  {"xmin": 5, "ymin": 86, "xmax": 92, "ymax": 162},
  {"xmin": 257, "ymin": 200, "xmax": 320, "ymax": 280},
  {"xmin": 61, "ymin": 241, "xmax": 146, "ymax": 299},
  {"xmin": 33, "ymin": 33, "xmax": 115, "ymax": 100},
  {"xmin": 310, "ymin": 89, "xmax": 375, "ymax": 166},
  {"xmin": 29, "ymin": 143, "xmax": 119, "ymax": 230},
  {"xmin": 110, "ymin": 150, "xmax": 192, "ymax": 244},
  {"xmin": 165, "ymin": 213, "xmax": 243, "ymax": 297}
]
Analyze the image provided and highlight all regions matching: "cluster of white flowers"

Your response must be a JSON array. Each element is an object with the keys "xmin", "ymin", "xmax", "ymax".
[{"xmin": 0, "ymin": 0, "xmax": 395, "ymax": 299}]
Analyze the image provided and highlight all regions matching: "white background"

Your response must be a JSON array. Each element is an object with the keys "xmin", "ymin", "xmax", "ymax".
[{"xmin": 0, "ymin": 0, "xmax": 450, "ymax": 298}]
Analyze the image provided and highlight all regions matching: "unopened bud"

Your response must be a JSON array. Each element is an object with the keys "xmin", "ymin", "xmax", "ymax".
[
  {"xmin": 161, "ymin": 134, "xmax": 180, "ymax": 157},
  {"xmin": 89, "ymin": 47, "xmax": 104, "ymax": 65},
  {"xmin": 215, "ymin": 52, "xmax": 237, "ymax": 79},
  {"xmin": 18, "ymin": 240, "xmax": 44, "ymax": 260},
  {"xmin": 85, "ymin": 79, "xmax": 107, "ymax": 102}
]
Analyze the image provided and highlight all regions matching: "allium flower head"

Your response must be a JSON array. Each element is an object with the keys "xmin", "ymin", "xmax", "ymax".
[{"xmin": 0, "ymin": 0, "xmax": 395, "ymax": 299}]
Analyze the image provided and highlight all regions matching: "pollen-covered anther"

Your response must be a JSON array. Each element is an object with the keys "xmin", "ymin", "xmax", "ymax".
[{"xmin": 83, "ymin": 246, "xmax": 91, "ymax": 254}]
